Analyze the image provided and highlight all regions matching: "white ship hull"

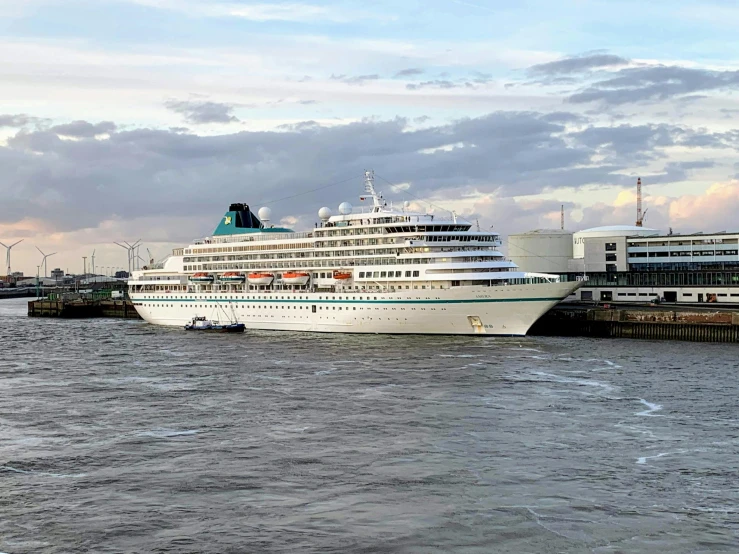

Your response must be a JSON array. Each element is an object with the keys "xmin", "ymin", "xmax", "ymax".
[{"xmin": 130, "ymin": 281, "xmax": 578, "ymax": 336}]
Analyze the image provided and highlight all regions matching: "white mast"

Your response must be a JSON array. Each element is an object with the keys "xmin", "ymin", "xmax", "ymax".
[{"xmin": 359, "ymin": 170, "xmax": 383, "ymax": 212}]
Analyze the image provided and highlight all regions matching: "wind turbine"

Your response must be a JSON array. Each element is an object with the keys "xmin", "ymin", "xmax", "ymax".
[
  {"xmin": 36, "ymin": 246, "xmax": 57, "ymax": 278},
  {"xmin": 0, "ymin": 239, "xmax": 24, "ymax": 277},
  {"xmin": 114, "ymin": 239, "xmax": 141, "ymax": 275}
]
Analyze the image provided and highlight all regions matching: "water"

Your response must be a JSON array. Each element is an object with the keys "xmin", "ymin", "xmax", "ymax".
[{"xmin": 1, "ymin": 297, "xmax": 737, "ymax": 553}]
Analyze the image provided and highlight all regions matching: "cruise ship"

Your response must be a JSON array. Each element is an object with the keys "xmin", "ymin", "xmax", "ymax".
[{"xmin": 128, "ymin": 171, "xmax": 581, "ymax": 335}]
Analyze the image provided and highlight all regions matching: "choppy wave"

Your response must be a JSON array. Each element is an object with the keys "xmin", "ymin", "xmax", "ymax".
[{"xmin": 0, "ymin": 297, "xmax": 738, "ymax": 553}]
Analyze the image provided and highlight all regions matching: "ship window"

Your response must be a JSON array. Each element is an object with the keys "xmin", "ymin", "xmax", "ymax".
[
  {"xmin": 405, "ymin": 271, "xmax": 411, "ymax": 277},
  {"xmin": 359, "ymin": 272, "xmax": 365, "ymax": 278},
  {"xmin": 381, "ymin": 272, "xmax": 387, "ymax": 278},
  {"xmin": 413, "ymin": 271, "xmax": 419, "ymax": 277}
]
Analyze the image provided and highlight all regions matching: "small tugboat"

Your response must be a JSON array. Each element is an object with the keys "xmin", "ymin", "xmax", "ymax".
[{"xmin": 184, "ymin": 316, "xmax": 245, "ymax": 333}]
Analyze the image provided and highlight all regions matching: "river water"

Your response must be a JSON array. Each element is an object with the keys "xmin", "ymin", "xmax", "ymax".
[{"xmin": 0, "ymin": 297, "xmax": 737, "ymax": 553}]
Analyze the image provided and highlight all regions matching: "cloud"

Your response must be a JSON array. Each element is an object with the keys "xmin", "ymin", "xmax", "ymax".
[
  {"xmin": 406, "ymin": 72, "xmax": 493, "ymax": 90},
  {"xmin": 50, "ymin": 120, "xmax": 117, "ymax": 138},
  {"xmin": 330, "ymin": 73, "xmax": 380, "ymax": 85},
  {"xmin": 164, "ymin": 99, "xmax": 240, "ymax": 124},
  {"xmin": 126, "ymin": 1, "xmax": 382, "ymax": 23},
  {"xmin": 573, "ymin": 180, "xmax": 739, "ymax": 235},
  {"xmin": 528, "ymin": 54, "xmax": 630, "ymax": 76},
  {"xmin": 394, "ymin": 68, "xmax": 425, "ymax": 78},
  {"xmin": 472, "ymin": 194, "xmax": 575, "ymax": 235},
  {"xmin": 2, "ymin": 108, "xmax": 737, "ymax": 272},
  {"xmin": 406, "ymin": 80, "xmax": 458, "ymax": 90},
  {"xmin": 1, "ymin": 109, "xmax": 728, "ymax": 249},
  {"xmin": 668, "ymin": 180, "xmax": 739, "ymax": 231},
  {"xmin": 568, "ymin": 65, "xmax": 739, "ymax": 105},
  {"xmin": 0, "ymin": 113, "xmax": 43, "ymax": 128}
]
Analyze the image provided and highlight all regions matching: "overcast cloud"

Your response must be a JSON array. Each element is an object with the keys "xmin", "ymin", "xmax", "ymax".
[
  {"xmin": 568, "ymin": 66, "xmax": 739, "ymax": 105},
  {"xmin": 528, "ymin": 54, "xmax": 630, "ymax": 76},
  {"xmin": 2, "ymin": 0, "xmax": 739, "ymax": 271},
  {"xmin": 164, "ymin": 100, "xmax": 241, "ymax": 124},
  {"xmin": 2, "ymin": 109, "xmax": 735, "ymax": 244}
]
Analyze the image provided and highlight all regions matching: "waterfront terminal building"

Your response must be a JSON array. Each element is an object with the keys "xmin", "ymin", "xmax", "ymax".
[{"xmin": 508, "ymin": 227, "xmax": 739, "ymax": 304}]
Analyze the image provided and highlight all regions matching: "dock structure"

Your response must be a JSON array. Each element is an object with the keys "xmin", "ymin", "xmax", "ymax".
[
  {"xmin": 530, "ymin": 303, "xmax": 739, "ymax": 343},
  {"xmin": 28, "ymin": 293, "xmax": 140, "ymax": 319},
  {"xmin": 0, "ymin": 288, "xmax": 37, "ymax": 299}
]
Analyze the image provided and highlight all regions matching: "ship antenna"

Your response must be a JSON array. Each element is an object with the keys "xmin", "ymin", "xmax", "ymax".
[{"xmin": 362, "ymin": 170, "xmax": 383, "ymax": 211}]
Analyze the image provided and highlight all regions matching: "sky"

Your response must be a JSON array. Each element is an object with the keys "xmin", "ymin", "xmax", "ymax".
[{"xmin": 2, "ymin": 0, "xmax": 739, "ymax": 275}]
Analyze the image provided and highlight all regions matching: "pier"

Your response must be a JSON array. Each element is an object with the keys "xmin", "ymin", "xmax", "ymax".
[
  {"xmin": 529, "ymin": 303, "xmax": 739, "ymax": 342},
  {"xmin": 0, "ymin": 288, "xmax": 38, "ymax": 299},
  {"xmin": 27, "ymin": 292, "xmax": 141, "ymax": 319}
]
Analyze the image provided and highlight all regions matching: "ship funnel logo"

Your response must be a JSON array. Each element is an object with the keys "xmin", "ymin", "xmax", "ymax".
[{"xmin": 224, "ymin": 216, "xmax": 232, "ymax": 225}]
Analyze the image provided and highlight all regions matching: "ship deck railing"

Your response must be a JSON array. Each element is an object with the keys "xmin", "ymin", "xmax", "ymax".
[{"xmin": 193, "ymin": 231, "xmax": 313, "ymax": 246}]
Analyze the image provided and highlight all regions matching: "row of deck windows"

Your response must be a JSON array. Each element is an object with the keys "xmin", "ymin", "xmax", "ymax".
[{"xmin": 357, "ymin": 270, "xmax": 420, "ymax": 278}]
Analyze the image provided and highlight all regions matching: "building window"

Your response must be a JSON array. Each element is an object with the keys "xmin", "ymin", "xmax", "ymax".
[
  {"xmin": 605, "ymin": 264, "xmax": 617, "ymax": 273},
  {"xmin": 605, "ymin": 253, "xmax": 617, "ymax": 262},
  {"xmin": 605, "ymin": 243, "xmax": 617, "ymax": 251}
]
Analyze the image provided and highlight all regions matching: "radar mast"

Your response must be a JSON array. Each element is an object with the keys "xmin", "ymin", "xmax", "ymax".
[{"xmin": 360, "ymin": 170, "xmax": 384, "ymax": 211}]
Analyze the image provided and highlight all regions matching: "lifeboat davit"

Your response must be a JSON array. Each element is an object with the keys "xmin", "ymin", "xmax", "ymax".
[
  {"xmin": 220, "ymin": 271, "xmax": 245, "ymax": 283},
  {"xmin": 282, "ymin": 271, "xmax": 311, "ymax": 285},
  {"xmin": 333, "ymin": 271, "xmax": 352, "ymax": 280},
  {"xmin": 189, "ymin": 272, "xmax": 214, "ymax": 282},
  {"xmin": 248, "ymin": 272, "xmax": 274, "ymax": 285}
]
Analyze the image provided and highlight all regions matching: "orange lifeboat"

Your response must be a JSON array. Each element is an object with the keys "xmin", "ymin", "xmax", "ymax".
[
  {"xmin": 333, "ymin": 271, "xmax": 352, "ymax": 280},
  {"xmin": 220, "ymin": 271, "xmax": 245, "ymax": 283},
  {"xmin": 189, "ymin": 272, "xmax": 214, "ymax": 282},
  {"xmin": 247, "ymin": 272, "xmax": 274, "ymax": 285},
  {"xmin": 282, "ymin": 271, "xmax": 311, "ymax": 285}
]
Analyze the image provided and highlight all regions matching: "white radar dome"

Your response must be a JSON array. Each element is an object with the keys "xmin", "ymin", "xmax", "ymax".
[
  {"xmin": 318, "ymin": 206, "xmax": 332, "ymax": 220},
  {"xmin": 403, "ymin": 200, "xmax": 411, "ymax": 209},
  {"xmin": 338, "ymin": 202, "xmax": 353, "ymax": 215},
  {"xmin": 258, "ymin": 207, "xmax": 272, "ymax": 222}
]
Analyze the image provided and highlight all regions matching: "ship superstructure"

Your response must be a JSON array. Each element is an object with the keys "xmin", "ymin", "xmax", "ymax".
[{"xmin": 128, "ymin": 171, "xmax": 580, "ymax": 334}]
